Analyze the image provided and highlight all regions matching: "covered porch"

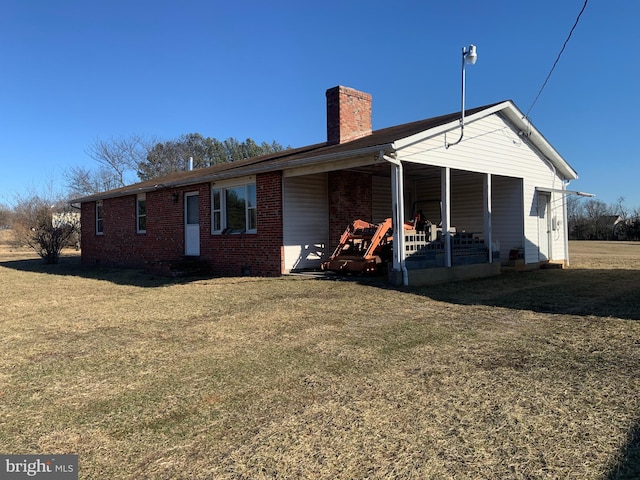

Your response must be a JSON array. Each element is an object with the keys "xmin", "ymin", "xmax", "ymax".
[
  {"xmin": 375, "ymin": 157, "xmax": 521, "ymax": 286},
  {"xmin": 283, "ymin": 156, "xmax": 525, "ymax": 287}
]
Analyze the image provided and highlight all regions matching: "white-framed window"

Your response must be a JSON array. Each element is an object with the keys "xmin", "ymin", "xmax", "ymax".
[
  {"xmin": 136, "ymin": 193, "xmax": 146, "ymax": 233},
  {"xmin": 96, "ymin": 201, "xmax": 104, "ymax": 235},
  {"xmin": 211, "ymin": 180, "xmax": 257, "ymax": 234}
]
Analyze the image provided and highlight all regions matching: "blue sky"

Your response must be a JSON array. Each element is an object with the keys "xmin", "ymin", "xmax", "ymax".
[{"xmin": 1, "ymin": 0, "xmax": 638, "ymax": 210}]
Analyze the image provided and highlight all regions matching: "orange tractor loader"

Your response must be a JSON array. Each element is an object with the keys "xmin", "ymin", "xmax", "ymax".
[{"xmin": 321, "ymin": 218, "xmax": 412, "ymax": 274}]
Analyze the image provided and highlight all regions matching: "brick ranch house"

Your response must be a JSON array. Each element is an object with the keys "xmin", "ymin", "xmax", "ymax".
[{"xmin": 71, "ymin": 86, "xmax": 579, "ymax": 286}]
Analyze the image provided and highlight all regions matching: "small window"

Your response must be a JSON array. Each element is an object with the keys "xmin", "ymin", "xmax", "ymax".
[
  {"xmin": 247, "ymin": 183, "xmax": 257, "ymax": 231},
  {"xmin": 96, "ymin": 201, "xmax": 104, "ymax": 235},
  {"xmin": 137, "ymin": 193, "xmax": 146, "ymax": 233},
  {"xmin": 211, "ymin": 182, "xmax": 257, "ymax": 234},
  {"xmin": 212, "ymin": 189, "xmax": 222, "ymax": 232}
]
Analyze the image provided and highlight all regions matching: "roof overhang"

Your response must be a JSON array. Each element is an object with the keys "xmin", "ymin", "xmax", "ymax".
[
  {"xmin": 392, "ymin": 101, "xmax": 578, "ymax": 182},
  {"xmin": 70, "ymin": 100, "xmax": 578, "ymax": 205},
  {"xmin": 69, "ymin": 143, "xmax": 394, "ymax": 204},
  {"xmin": 535, "ymin": 186, "xmax": 595, "ymax": 197},
  {"xmin": 496, "ymin": 102, "xmax": 578, "ymax": 181}
]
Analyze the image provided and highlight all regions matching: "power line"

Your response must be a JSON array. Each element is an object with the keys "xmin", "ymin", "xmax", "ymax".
[{"xmin": 525, "ymin": 0, "xmax": 589, "ymax": 119}]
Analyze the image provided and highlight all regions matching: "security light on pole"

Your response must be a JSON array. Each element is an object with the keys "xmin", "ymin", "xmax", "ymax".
[{"xmin": 445, "ymin": 44, "xmax": 477, "ymax": 148}]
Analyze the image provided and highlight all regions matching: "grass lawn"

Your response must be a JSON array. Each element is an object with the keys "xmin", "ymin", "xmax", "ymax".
[{"xmin": 1, "ymin": 233, "xmax": 639, "ymax": 479}]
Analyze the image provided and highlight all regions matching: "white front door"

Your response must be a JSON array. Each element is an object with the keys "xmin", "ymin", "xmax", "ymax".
[
  {"xmin": 185, "ymin": 192, "xmax": 200, "ymax": 256},
  {"xmin": 537, "ymin": 193, "xmax": 551, "ymax": 261}
]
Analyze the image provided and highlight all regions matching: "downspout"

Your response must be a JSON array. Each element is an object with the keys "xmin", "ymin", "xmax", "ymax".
[
  {"xmin": 382, "ymin": 152, "xmax": 408, "ymax": 286},
  {"xmin": 563, "ymin": 181, "xmax": 570, "ymax": 267}
]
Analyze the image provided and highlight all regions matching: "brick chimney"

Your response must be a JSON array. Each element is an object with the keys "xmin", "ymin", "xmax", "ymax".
[{"xmin": 326, "ymin": 86, "xmax": 372, "ymax": 145}]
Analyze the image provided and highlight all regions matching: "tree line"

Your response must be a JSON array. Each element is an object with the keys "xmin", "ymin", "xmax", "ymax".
[
  {"xmin": 1, "ymin": 133, "xmax": 288, "ymax": 263},
  {"xmin": 568, "ymin": 196, "xmax": 640, "ymax": 241},
  {"xmin": 66, "ymin": 133, "xmax": 289, "ymax": 198}
]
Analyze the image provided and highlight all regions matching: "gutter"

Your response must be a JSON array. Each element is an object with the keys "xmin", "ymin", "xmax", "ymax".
[
  {"xmin": 70, "ymin": 143, "xmax": 394, "ymax": 204},
  {"xmin": 191, "ymin": 143, "xmax": 393, "ymax": 183}
]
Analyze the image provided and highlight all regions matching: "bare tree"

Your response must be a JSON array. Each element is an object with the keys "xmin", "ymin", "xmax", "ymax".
[
  {"xmin": 568, "ymin": 196, "xmax": 640, "ymax": 240},
  {"xmin": 583, "ymin": 199, "xmax": 614, "ymax": 240},
  {"xmin": 85, "ymin": 134, "xmax": 155, "ymax": 187},
  {"xmin": 66, "ymin": 135, "xmax": 156, "ymax": 197},
  {"xmin": 12, "ymin": 194, "xmax": 79, "ymax": 264},
  {"xmin": 0, "ymin": 203, "xmax": 12, "ymax": 229},
  {"xmin": 65, "ymin": 165, "xmax": 125, "ymax": 198},
  {"xmin": 623, "ymin": 207, "xmax": 640, "ymax": 241},
  {"xmin": 612, "ymin": 196, "xmax": 628, "ymax": 219},
  {"xmin": 566, "ymin": 196, "xmax": 584, "ymax": 239},
  {"xmin": 68, "ymin": 133, "xmax": 289, "ymax": 196}
]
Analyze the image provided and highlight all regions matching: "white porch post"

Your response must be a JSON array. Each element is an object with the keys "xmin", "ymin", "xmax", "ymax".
[
  {"xmin": 390, "ymin": 161, "xmax": 406, "ymax": 273},
  {"xmin": 563, "ymin": 185, "xmax": 570, "ymax": 266},
  {"xmin": 391, "ymin": 164, "xmax": 400, "ymax": 271},
  {"xmin": 483, "ymin": 173, "xmax": 493, "ymax": 263},
  {"xmin": 441, "ymin": 167, "xmax": 452, "ymax": 267}
]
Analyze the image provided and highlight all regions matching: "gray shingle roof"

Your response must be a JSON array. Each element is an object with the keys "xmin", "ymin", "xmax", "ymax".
[{"xmin": 69, "ymin": 101, "xmax": 536, "ymax": 203}]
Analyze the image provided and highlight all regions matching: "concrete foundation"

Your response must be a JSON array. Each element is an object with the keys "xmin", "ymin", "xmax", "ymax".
[{"xmin": 388, "ymin": 262, "xmax": 501, "ymax": 287}]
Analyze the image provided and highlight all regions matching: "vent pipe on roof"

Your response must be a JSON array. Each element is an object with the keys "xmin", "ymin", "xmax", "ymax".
[{"xmin": 188, "ymin": 157, "xmax": 194, "ymax": 171}]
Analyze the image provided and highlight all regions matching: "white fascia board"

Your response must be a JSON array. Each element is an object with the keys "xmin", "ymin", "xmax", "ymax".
[
  {"xmin": 236, "ymin": 143, "xmax": 393, "ymax": 178},
  {"xmin": 68, "ymin": 184, "xmax": 165, "ymax": 204},
  {"xmin": 392, "ymin": 102, "xmax": 512, "ymax": 152},
  {"xmin": 70, "ymin": 144, "xmax": 395, "ymax": 204},
  {"xmin": 281, "ymin": 144, "xmax": 393, "ymax": 169},
  {"xmin": 497, "ymin": 103, "xmax": 578, "ymax": 181},
  {"xmin": 200, "ymin": 144, "xmax": 394, "ymax": 181},
  {"xmin": 210, "ymin": 175, "xmax": 256, "ymax": 188},
  {"xmin": 283, "ymin": 155, "xmax": 387, "ymax": 177},
  {"xmin": 392, "ymin": 101, "xmax": 578, "ymax": 182}
]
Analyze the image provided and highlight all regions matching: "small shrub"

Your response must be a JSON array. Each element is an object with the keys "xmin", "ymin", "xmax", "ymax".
[{"xmin": 12, "ymin": 196, "xmax": 79, "ymax": 264}]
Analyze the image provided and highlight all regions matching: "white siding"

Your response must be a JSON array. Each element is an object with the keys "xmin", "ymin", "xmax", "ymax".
[
  {"xmin": 412, "ymin": 176, "xmax": 441, "ymax": 224},
  {"xmin": 397, "ymin": 113, "xmax": 568, "ymax": 263},
  {"xmin": 283, "ymin": 174, "xmax": 329, "ymax": 272},
  {"xmin": 492, "ymin": 175, "xmax": 524, "ymax": 264},
  {"xmin": 450, "ymin": 172, "xmax": 484, "ymax": 233},
  {"xmin": 415, "ymin": 172, "xmax": 485, "ymax": 232},
  {"xmin": 372, "ymin": 176, "xmax": 392, "ymax": 223}
]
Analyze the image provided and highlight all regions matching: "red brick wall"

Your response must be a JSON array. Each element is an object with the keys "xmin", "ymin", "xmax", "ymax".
[
  {"xmin": 80, "ymin": 185, "xmax": 189, "ymax": 269},
  {"xmin": 201, "ymin": 171, "xmax": 283, "ymax": 276},
  {"xmin": 326, "ymin": 86, "xmax": 372, "ymax": 145},
  {"xmin": 80, "ymin": 173, "xmax": 284, "ymax": 277},
  {"xmin": 80, "ymin": 201, "xmax": 100, "ymax": 265},
  {"xmin": 328, "ymin": 171, "xmax": 373, "ymax": 248}
]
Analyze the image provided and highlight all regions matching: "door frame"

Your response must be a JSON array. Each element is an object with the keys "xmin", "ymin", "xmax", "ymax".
[
  {"xmin": 184, "ymin": 191, "xmax": 200, "ymax": 256},
  {"xmin": 537, "ymin": 192, "xmax": 551, "ymax": 261}
]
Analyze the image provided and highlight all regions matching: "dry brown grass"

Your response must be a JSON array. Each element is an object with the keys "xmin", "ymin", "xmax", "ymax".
[{"xmin": 1, "ymin": 233, "xmax": 639, "ymax": 479}]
